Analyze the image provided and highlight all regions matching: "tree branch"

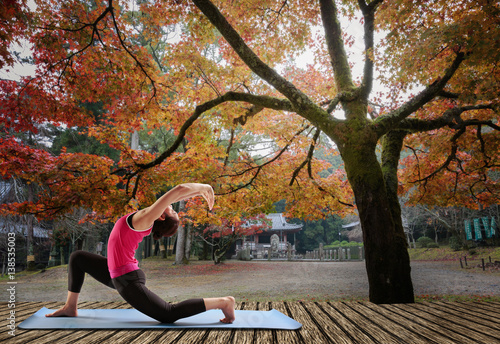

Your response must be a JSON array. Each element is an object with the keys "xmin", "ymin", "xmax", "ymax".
[
  {"xmin": 19, "ymin": 3, "xmax": 114, "ymax": 97},
  {"xmin": 288, "ymin": 127, "xmax": 353, "ymax": 206},
  {"xmin": 191, "ymin": 0, "xmax": 326, "ymax": 118},
  {"xmin": 326, "ymin": 94, "xmax": 341, "ymax": 114},
  {"xmin": 216, "ymin": 125, "xmax": 310, "ymax": 195},
  {"xmin": 357, "ymin": 0, "xmax": 382, "ymax": 99},
  {"xmin": 420, "ymin": 206, "xmax": 453, "ymax": 230},
  {"xmin": 320, "ymin": 0, "xmax": 355, "ymax": 92},
  {"xmin": 233, "ymin": 105, "xmax": 264, "ymax": 125},
  {"xmin": 108, "ymin": 2, "xmax": 157, "ymax": 103},
  {"xmin": 37, "ymin": 1, "xmax": 112, "ymax": 33},
  {"xmin": 265, "ymin": 1, "xmax": 289, "ymax": 29},
  {"xmin": 397, "ymin": 103, "xmax": 497, "ymax": 133},
  {"xmin": 290, "ymin": 128, "xmax": 321, "ymax": 186},
  {"xmin": 130, "ymin": 174, "xmax": 141, "ymax": 198},
  {"xmin": 374, "ymin": 52, "xmax": 465, "ymax": 136},
  {"xmin": 406, "ymin": 103, "xmax": 499, "ymax": 184},
  {"xmin": 437, "ymin": 90, "xmax": 459, "ymax": 99},
  {"xmin": 411, "ymin": 127, "xmax": 465, "ymax": 183},
  {"xmin": 476, "ymin": 124, "xmax": 491, "ymax": 167},
  {"xmin": 216, "ymin": 144, "xmax": 290, "ymax": 196},
  {"xmin": 136, "ymin": 91, "xmax": 293, "ymax": 170}
]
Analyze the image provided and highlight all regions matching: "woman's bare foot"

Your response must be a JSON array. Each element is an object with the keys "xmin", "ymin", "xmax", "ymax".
[
  {"xmin": 219, "ymin": 296, "xmax": 235, "ymax": 324},
  {"xmin": 46, "ymin": 291, "xmax": 80, "ymax": 317},
  {"xmin": 203, "ymin": 296, "xmax": 236, "ymax": 323},
  {"xmin": 45, "ymin": 306, "xmax": 78, "ymax": 317}
]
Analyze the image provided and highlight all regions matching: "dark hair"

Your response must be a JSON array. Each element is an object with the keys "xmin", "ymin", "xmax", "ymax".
[{"xmin": 151, "ymin": 214, "xmax": 179, "ymax": 240}]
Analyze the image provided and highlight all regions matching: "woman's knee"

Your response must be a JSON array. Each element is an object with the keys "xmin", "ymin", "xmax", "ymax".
[{"xmin": 69, "ymin": 250, "xmax": 85, "ymax": 265}]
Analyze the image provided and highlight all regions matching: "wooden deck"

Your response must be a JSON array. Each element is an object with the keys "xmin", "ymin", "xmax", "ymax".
[{"xmin": 1, "ymin": 301, "xmax": 499, "ymax": 343}]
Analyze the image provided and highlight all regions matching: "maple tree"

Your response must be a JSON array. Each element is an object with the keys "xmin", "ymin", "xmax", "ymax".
[
  {"xmin": 194, "ymin": 212, "xmax": 270, "ymax": 264},
  {"xmin": 0, "ymin": 0, "xmax": 30, "ymax": 70},
  {"xmin": 1, "ymin": 0, "xmax": 499, "ymax": 303}
]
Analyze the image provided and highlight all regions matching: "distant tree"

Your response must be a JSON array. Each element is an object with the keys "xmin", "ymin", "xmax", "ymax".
[
  {"xmin": 296, "ymin": 215, "xmax": 344, "ymax": 252},
  {"xmin": 197, "ymin": 213, "xmax": 270, "ymax": 264}
]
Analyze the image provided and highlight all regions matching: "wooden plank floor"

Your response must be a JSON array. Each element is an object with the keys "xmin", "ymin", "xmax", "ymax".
[{"xmin": 1, "ymin": 301, "xmax": 499, "ymax": 344}]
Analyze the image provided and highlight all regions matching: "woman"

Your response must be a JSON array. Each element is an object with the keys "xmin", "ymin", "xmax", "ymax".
[{"xmin": 46, "ymin": 183, "xmax": 235, "ymax": 324}]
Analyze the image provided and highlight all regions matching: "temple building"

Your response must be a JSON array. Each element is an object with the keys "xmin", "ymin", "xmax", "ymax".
[
  {"xmin": 235, "ymin": 213, "xmax": 303, "ymax": 259},
  {"xmin": 342, "ymin": 220, "xmax": 363, "ymax": 242}
]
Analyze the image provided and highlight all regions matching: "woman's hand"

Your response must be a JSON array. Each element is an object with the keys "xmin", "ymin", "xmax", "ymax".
[
  {"xmin": 170, "ymin": 183, "xmax": 214, "ymax": 210},
  {"xmin": 200, "ymin": 184, "xmax": 215, "ymax": 210},
  {"xmin": 132, "ymin": 183, "xmax": 215, "ymax": 231}
]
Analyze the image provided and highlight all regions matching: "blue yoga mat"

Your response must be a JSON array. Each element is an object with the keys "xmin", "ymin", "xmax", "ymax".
[{"xmin": 19, "ymin": 307, "xmax": 302, "ymax": 330}]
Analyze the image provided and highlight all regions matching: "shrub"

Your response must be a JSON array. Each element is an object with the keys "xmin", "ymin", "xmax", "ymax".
[
  {"xmin": 417, "ymin": 236, "xmax": 434, "ymax": 248},
  {"xmin": 427, "ymin": 242, "xmax": 439, "ymax": 248},
  {"xmin": 449, "ymin": 236, "xmax": 463, "ymax": 251},
  {"xmin": 325, "ymin": 241, "xmax": 364, "ymax": 249}
]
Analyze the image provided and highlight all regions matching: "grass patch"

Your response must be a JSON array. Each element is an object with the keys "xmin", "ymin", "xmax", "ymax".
[
  {"xmin": 408, "ymin": 246, "xmax": 500, "ymax": 262},
  {"xmin": 0, "ymin": 266, "xmax": 57, "ymax": 282}
]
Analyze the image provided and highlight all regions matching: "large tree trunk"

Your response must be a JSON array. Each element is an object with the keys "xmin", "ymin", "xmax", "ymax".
[
  {"xmin": 175, "ymin": 225, "xmax": 188, "ymax": 264},
  {"xmin": 341, "ymin": 137, "xmax": 414, "ymax": 304},
  {"xmin": 184, "ymin": 222, "xmax": 192, "ymax": 260},
  {"xmin": 175, "ymin": 201, "xmax": 189, "ymax": 265}
]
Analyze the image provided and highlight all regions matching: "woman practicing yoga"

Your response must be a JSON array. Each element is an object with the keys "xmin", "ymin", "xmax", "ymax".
[{"xmin": 46, "ymin": 183, "xmax": 235, "ymax": 324}]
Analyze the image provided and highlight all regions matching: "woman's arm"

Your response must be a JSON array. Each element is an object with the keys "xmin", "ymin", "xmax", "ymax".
[{"xmin": 131, "ymin": 183, "xmax": 214, "ymax": 231}]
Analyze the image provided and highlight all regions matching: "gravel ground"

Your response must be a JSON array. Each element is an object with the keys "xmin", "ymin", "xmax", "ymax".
[{"xmin": 3, "ymin": 259, "xmax": 499, "ymax": 303}]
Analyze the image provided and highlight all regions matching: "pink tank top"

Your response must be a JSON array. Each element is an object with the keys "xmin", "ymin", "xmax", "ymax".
[{"xmin": 107, "ymin": 213, "xmax": 152, "ymax": 278}]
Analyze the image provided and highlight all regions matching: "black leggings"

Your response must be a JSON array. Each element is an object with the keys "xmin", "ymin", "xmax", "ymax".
[{"xmin": 68, "ymin": 250, "xmax": 206, "ymax": 323}]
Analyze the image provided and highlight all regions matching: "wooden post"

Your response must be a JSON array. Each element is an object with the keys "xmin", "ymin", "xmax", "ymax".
[
  {"xmin": 460, "ymin": 258, "xmax": 463, "ymax": 269},
  {"xmin": 160, "ymin": 243, "xmax": 166, "ymax": 259},
  {"xmin": 60, "ymin": 247, "xmax": 65, "ymax": 266},
  {"xmin": 482, "ymin": 258, "xmax": 485, "ymax": 271},
  {"xmin": 319, "ymin": 243, "xmax": 324, "ymax": 261},
  {"xmin": 167, "ymin": 237, "xmax": 172, "ymax": 257}
]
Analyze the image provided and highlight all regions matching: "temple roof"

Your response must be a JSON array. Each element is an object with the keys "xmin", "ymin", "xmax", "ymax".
[
  {"xmin": 342, "ymin": 221, "xmax": 360, "ymax": 229},
  {"xmin": 265, "ymin": 213, "xmax": 303, "ymax": 232}
]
